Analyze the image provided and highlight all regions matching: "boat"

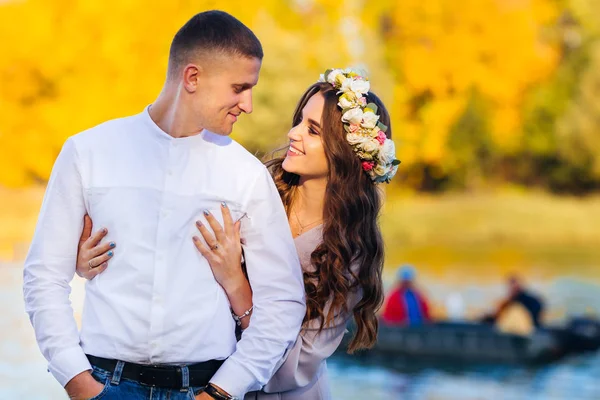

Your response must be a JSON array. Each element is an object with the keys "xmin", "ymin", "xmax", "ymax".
[{"xmin": 335, "ymin": 318, "xmax": 600, "ymax": 368}]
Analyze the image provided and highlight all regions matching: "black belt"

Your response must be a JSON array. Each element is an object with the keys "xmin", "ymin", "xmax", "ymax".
[{"xmin": 87, "ymin": 354, "xmax": 224, "ymax": 389}]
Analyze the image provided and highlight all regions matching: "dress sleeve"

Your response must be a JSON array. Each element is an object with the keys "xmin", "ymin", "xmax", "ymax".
[{"xmin": 262, "ymin": 290, "xmax": 360, "ymax": 393}]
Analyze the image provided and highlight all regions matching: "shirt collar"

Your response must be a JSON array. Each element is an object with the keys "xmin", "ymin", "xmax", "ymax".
[{"xmin": 141, "ymin": 105, "xmax": 207, "ymax": 146}]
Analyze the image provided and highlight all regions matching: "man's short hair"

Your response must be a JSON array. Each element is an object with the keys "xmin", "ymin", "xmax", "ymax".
[{"xmin": 168, "ymin": 10, "xmax": 263, "ymax": 78}]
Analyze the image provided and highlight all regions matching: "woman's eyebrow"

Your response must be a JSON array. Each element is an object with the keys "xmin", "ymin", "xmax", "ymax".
[{"xmin": 307, "ymin": 118, "xmax": 321, "ymax": 129}]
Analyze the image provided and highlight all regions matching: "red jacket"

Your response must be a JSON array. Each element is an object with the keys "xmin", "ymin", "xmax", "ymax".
[{"xmin": 382, "ymin": 285, "xmax": 431, "ymax": 325}]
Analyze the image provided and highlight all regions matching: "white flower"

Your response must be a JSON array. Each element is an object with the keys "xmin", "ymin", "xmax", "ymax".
[
  {"xmin": 338, "ymin": 93, "xmax": 356, "ymax": 109},
  {"xmin": 378, "ymin": 139, "xmax": 396, "ymax": 165},
  {"xmin": 350, "ymin": 79, "xmax": 370, "ymax": 94},
  {"xmin": 335, "ymin": 74, "xmax": 347, "ymax": 87},
  {"xmin": 340, "ymin": 78, "xmax": 353, "ymax": 93},
  {"xmin": 361, "ymin": 139, "xmax": 381, "ymax": 154},
  {"xmin": 346, "ymin": 133, "xmax": 369, "ymax": 146},
  {"xmin": 344, "ymin": 67, "xmax": 368, "ymax": 78},
  {"xmin": 373, "ymin": 164, "xmax": 390, "ymax": 177},
  {"xmin": 361, "ymin": 111, "xmax": 380, "ymax": 129},
  {"xmin": 327, "ymin": 69, "xmax": 344, "ymax": 85},
  {"xmin": 318, "ymin": 74, "xmax": 325, "ymax": 82},
  {"xmin": 342, "ymin": 107, "xmax": 364, "ymax": 125}
]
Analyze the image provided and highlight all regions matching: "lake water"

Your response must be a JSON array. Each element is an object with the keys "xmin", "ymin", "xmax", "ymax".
[{"xmin": 2, "ymin": 265, "xmax": 599, "ymax": 399}]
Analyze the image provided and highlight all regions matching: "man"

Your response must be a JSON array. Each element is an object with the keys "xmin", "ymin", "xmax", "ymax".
[
  {"xmin": 490, "ymin": 276, "xmax": 545, "ymax": 334},
  {"xmin": 23, "ymin": 11, "xmax": 306, "ymax": 400},
  {"xmin": 381, "ymin": 265, "xmax": 431, "ymax": 326}
]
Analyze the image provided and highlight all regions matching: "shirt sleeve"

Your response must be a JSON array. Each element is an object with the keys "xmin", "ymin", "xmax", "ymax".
[
  {"xmin": 209, "ymin": 166, "xmax": 306, "ymax": 398},
  {"xmin": 23, "ymin": 138, "xmax": 92, "ymax": 387}
]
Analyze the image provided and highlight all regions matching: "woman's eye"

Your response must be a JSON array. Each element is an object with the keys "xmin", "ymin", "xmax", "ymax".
[{"xmin": 309, "ymin": 128, "xmax": 319, "ymax": 135}]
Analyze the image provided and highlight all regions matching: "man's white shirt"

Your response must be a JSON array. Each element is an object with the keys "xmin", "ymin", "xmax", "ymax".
[{"xmin": 23, "ymin": 107, "xmax": 306, "ymax": 398}]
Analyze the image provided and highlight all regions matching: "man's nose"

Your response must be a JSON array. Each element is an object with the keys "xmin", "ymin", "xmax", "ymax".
[{"xmin": 239, "ymin": 90, "xmax": 253, "ymax": 114}]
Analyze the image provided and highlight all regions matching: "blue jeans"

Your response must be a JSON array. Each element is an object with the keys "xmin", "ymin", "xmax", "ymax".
[{"xmin": 89, "ymin": 362, "xmax": 205, "ymax": 400}]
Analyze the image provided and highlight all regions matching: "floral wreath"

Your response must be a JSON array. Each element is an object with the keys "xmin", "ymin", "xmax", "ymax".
[{"xmin": 318, "ymin": 68, "xmax": 400, "ymax": 184}]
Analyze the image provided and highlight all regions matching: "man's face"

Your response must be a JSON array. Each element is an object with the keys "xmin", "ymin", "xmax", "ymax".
[
  {"xmin": 508, "ymin": 278, "xmax": 521, "ymax": 296},
  {"xmin": 193, "ymin": 54, "xmax": 261, "ymax": 135}
]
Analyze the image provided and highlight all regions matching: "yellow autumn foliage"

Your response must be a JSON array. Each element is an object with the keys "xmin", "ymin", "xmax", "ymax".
[
  {"xmin": 386, "ymin": 0, "xmax": 560, "ymax": 166},
  {"xmin": 2, "ymin": 0, "xmax": 597, "ymax": 192}
]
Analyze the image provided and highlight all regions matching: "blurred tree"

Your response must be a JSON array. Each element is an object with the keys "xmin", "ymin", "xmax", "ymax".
[
  {"xmin": 516, "ymin": 0, "xmax": 600, "ymax": 193},
  {"xmin": 0, "ymin": 0, "xmax": 393, "ymax": 186},
  {"xmin": 1, "ymin": 0, "xmax": 599, "ymax": 193},
  {"xmin": 384, "ymin": 0, "xmax": 561, "ymax": 190},
  {"xmin": 233, "ymin": 0, "xmax": 395, "ymax": 155},
  {"xmin": 554, "ymin": 0, "xmax": 600, "ymax": 191}
]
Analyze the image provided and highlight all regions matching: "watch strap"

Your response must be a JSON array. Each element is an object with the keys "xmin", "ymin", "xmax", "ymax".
[{"xmin": 203, "ymin": 383, "xmax": 237, "ymax": 400}]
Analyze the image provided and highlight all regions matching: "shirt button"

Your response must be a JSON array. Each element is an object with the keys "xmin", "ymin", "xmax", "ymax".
[{"xmin": 167, "ymin": 170, "xmax": 173, "ymax": 176}]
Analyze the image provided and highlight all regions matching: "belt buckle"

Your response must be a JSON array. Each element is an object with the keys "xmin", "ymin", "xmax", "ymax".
[{"xmin": 139, "ymin": 365, "xmax": 181, "ymax": 389}]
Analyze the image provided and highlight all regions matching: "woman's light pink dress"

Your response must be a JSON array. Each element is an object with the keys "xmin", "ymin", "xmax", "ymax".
[{"xmin": 245, "ymin": 226, "xmax": 360, "ymax": 400}]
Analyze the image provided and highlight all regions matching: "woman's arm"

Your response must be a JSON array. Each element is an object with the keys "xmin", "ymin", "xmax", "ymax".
[
  {"xmin": 192, "ymin": 204, "xmax": 253, "ymax": 330},
  {"xmin": 218, "ymin": 272, "xmax": 253, "ymax": 331}
]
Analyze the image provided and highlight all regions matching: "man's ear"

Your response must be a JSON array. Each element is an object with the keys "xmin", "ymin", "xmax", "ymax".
[{"xmin": 182, "ymin": 63, "xmax": 201, "ymax": 93}]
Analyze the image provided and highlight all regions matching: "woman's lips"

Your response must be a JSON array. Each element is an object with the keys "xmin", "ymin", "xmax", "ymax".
[{"xmin": 287, "ymin": 146, "xmax": 304, "ymax": 156}]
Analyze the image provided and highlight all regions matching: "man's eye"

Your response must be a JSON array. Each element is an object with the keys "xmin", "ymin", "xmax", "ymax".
[{"xmin": 233, "ymin": 87, "xmax": 243, "ymax": 94}]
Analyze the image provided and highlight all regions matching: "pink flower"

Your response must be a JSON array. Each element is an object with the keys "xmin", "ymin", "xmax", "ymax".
[
  {"xmin": 358, "ymin": 97, "xmax": 367, "ymax": 106},
  {"xmin": 349, "ymin": 124, "xmax": 360, "ymax": 132},
  {"xmin": 376, "ymin": 131, "xmax": 387, "ymax": 145},
  {"xmin": 362, "ymin": 161, "xmax": 375, "ymax": 171}
]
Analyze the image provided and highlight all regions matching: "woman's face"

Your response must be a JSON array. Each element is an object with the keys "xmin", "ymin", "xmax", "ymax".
[{"xmin": 282, "ymin": 93, "xmax": 329, "ymax": 181}]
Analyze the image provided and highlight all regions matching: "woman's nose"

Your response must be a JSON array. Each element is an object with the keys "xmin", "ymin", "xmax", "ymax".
[{"xmin": 287, "ymin": 125, "xmax": 302, "ymax": 141}]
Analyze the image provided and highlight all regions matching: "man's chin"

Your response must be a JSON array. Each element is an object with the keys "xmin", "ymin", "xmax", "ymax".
[{"xmin": 207, "ymin": 125, "xmax": 234, "ymax": 136}]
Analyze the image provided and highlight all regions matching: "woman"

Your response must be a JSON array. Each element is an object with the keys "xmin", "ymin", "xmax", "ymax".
[{"xmin": 76, "ymin": 68, "xmax": 399, "ymax": 399}]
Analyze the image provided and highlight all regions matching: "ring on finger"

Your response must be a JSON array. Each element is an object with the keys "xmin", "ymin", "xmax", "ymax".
[
  {"xmin": 211, "ymin": 243, "xmax": 220, "ymax": 251},
  {"xmin": 88, "ymin": 259, "xmax": 96, "ymax": 270}
]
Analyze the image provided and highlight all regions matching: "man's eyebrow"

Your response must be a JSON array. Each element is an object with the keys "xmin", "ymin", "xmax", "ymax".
[{"xmin": 232, "ymin": 83, "xmax": 256, "ymax": 90}]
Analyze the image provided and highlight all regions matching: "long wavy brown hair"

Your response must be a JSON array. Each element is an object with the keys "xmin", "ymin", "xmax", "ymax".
[{"xmin": 265, "ymin": 82, "xmax": 389, "ymax": 353}]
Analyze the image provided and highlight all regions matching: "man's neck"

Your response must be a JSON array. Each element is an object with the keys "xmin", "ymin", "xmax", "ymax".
[{"xmin": 149, "ymin": 85, "xmax": 204, "ymax": 139}]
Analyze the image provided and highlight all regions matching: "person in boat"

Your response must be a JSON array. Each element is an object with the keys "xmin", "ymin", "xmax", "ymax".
[
  {"xmin": 484, "ymin": 276, "xmax": 545, "ymax": 335},
  {"xmin": 381, "ymin": 265, "xmax": 432, "ymax": 325}
]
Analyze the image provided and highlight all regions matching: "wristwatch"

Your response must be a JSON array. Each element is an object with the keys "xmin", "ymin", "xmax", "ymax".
[{"xmin": 203, "ymin": 383, "xmax": 239, "ymax": 400}]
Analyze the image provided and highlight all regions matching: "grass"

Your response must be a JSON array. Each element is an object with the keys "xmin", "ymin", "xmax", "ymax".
[
  {"xmin": 380, "ymin": 189, "xmax": 600, "ymax": 283},
  {"xmin": 2, "ymin": 186, "xmax": 600, "ymax": 283}
]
